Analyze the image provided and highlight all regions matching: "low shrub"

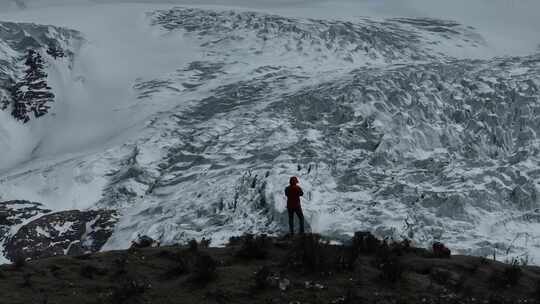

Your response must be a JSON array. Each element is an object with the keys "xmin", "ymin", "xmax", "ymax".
[
  {"xmin": 235, "ymin": 234, "xmax": 269, "ymax": 260},
  {"xmin": 227, "ymin": 236, "xmax": 243, "ymax": 246},
  {"xmin": 253, "ymin": 266, "xmax": 270, "ymax": 290},
  {"xmin": 379, "ymin": 255, "xmax": 404, "ymax": 283},
  {"xmin": 286, "ymin": 234, "xmax": 328, "ymax": 273},
  {"xmin": 503, "ymin": 260, "xmax": 522, "ymax": 286},
  {"xmin": 351, "ymin": 231, "xmax": 381, "ymax": 255},
  {"xmin": 467, "ymin": 262, "xmax": 480, "ymax": 274},
  {"xmin": 80, "ymin": 264, "xmax": 108, "ymax": 279},
  {"xmin": 162, "ymin": 253, "xmax": 188, "ymax": 280},
  {"xmin": 188, "ymin": 239, "xmax": 198, "ymax": 252},
  {"xmin": 343, "ymin": 286, "xmax": 365, "ymax": 304},
  {"xmin": 47, "ymin": 264, "xmax": 62, "ymax": 278},
  {"xmin": 157, "ymin": 249, "xmax": 184, "ymax": 262},
  {"xmin": 21, "ymin": 273, "xmax": 32, "ymax": 287},
  {"xmin": 430, "ymin": 268, "xmax": 452, "ymax": 286},
  {"xmin": 110, "ymin": 276, "xmax": 150, "ymax": 304},
  {"xmin": 205, "ymin": 288, "xmax": 229, "ymax": 304},
  {"xmin": 113, "ymin": 254, "xmax": 128, "ymax": 277},
  {"xmin": 374, "ymin": 241, "xmax": 404, "ymax": 284},
  {"xmin": 337, "ymin": 246, "xmax": 356, "ymax": 271},
  {"xmin": 40, "ymin": 294, "xmax": 49, "ymax": 304},
  {"xmin": 159, "ymin": 246, "xmax": 215, "ymax": 283},
  {"xmin": 189, "ymin": 253, "xmax": 217, "ymax": 285},
  {"xmin": 347, "ymin": 233, "xmax": 410, "ymax": 271},
  {"xmin": 13, "ymin": 253, "xmax": 27, "ymax": 270},
  {"xmin": 534, "ymin": 279, "xmax": 540, "ymax": 301},
  {"xmin": 489, "ymin": 261, "xmax": 522, "ymax": 289},
  {"xmin": 163, "ymin": 265, "xmax": 187, "ymax": 280},
  {"xmin": 389, "ymin": 239, "xmax": 413, "ymax": 256},
  {"xmin": 74, "ymin": 253, "xmax": 92, "ymax": 260}
]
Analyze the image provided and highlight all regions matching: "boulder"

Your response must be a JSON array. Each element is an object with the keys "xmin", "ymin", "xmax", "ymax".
[
  {"xmin": 432, "ymin": 242, "xmax": 451, "ymax": 258},
  {"xmin": 130, "ymin": 234, "xmax": 160, "ymax": 249}
]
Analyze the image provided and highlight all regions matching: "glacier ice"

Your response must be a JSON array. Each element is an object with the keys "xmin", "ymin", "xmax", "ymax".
[{"xmin": 0, "ymin": 5, "xmax": 539, "ymax": 264}]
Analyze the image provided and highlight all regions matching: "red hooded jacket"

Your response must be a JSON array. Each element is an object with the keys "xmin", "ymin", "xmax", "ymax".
[{"xmin": 285, "ymin": 176, "xmax": 303, "ymax": 209}]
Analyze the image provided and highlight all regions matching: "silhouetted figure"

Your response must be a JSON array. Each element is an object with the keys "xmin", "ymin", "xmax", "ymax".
[{"xmin": 285, "ymin": 176, "xmax": 304, "ymax": 236}]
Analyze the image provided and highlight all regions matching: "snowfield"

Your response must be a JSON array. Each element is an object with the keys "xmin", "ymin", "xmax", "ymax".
[{"xmin": 1, "ymin": 1, "xmax": 540, "ymax": 263}]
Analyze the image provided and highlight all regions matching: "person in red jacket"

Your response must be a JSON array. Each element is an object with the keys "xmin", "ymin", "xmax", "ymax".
[{"xmin": 285, "ymin": 176, "xmax": 304, "ymax": 236}]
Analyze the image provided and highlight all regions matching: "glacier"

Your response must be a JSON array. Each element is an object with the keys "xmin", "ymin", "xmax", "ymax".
[{"xmin": 0, "ymin": 2, "xmax": 539, "ymax": 263}]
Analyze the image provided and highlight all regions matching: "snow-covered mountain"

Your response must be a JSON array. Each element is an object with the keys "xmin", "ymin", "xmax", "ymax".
[
  {"xmin": 0, "ymin": 20, "xmax": 81, "ymax": 170},
  {"xmin": 0, "ymin": 3, "xmax": 539, "ymax": 263}
]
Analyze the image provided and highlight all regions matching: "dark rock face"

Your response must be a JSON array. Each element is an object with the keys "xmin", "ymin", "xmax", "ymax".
[
  {"xmin": 11, "ymin": 49, "xmax": 56, "ymax": 123},
  {"xmin": 0, "ymin": 200, "xmax": 51, "ymax": 245},
  {"xmin": 0, "ymin": 21, "xmax": 81, "ymax": 122},
  {"xmin": 5, "ymin": 209, "xmax": 118, "ymax": 261}
]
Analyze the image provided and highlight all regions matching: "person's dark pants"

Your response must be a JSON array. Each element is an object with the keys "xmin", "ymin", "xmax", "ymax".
[{"xmin": 287, "ymin": 207, "xmax": 304, "ymax": 235}]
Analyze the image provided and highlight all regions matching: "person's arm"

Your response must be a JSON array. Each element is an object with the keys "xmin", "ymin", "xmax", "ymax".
[
  {"xmin": 299, "ymin": 187, "xmax": 304, "ymax": 196},
  {"xmin": 284, "ymin": 186, "xmax": 289, "ymax": 197}
]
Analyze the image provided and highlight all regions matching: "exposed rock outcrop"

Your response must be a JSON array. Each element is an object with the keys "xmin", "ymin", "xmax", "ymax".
[
  {"xmin": 0, "ymin": 21, "xmax": 81, "ymax": 121},
  {"xmin": 5, "ymin": 209, "xmax": 118, "ymax": 261},
  {"xmin": 0, "ymin": 200, "xmax": 51, "ymax": 245}
]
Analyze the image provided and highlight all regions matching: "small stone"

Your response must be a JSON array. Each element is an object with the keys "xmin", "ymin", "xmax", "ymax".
[
  {"xmin": 279, "ymin": 278, "xmax": 290, "ymax": 291},
  {"xmin": 314, "ymin": 283, "xmax": 325, "ymax": 289}
]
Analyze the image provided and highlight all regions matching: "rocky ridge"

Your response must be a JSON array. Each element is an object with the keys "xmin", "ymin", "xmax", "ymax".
[{"xmin": 0, "ymin": 201, "xmax": 118, "ymax": 262}]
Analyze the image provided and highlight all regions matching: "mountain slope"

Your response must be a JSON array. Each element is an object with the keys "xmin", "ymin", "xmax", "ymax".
[
  {"xmin": 0, "ymin": 5, "xmax": 539, "ymax": 264},
  {"xmin": 0, "ymin": 20, "xmax": 81, "ymax": 171}
]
